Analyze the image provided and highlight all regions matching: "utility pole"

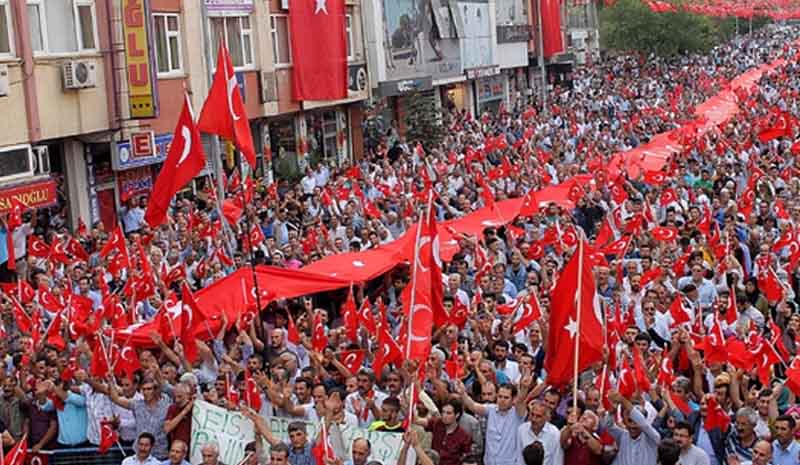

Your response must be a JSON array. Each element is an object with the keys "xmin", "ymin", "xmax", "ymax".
[{"xmin": 537, "ymin": 0, "xmax": 547, "ymax": 112}]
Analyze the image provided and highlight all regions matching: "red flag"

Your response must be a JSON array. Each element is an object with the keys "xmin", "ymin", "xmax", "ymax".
[
  {"xmin": 65, "ymin": 237, "xmax": 89, "ymax": 262},
  {"xmin": 114, "ymin": 345, "xmax": 141, "ymax": 381},
  {"xmin": 27, "ymin": 235, "xmax": 49, "ymax": 258},
  {"xmin": 98, "ymin": 420, "xmax": 118, "ymax": 454},
  {"xmin": 248, "ymin": 224, "xmax": 265, "ymax": 249},
  {"xmin": 660, "ymin": 188, "xmax": 678, "ymax": 206},
  {"xmin": 311, "ymin": 311, "xmax": 328, "ymax": 352},
  {"xmin": 311, "ymin": 422, "xmax": 336, "ymax": 465},
  {"xmin": 669, "ymin": 294, "xmax": 692, "ymax": 326},
  {"xmin": 339, "ymin": 349, "xmax": 366, "ymax": 374},
  {"xmin": 244, "ymin": 368, "xmax": 263, "ymax": 412},
  {"xmin": 703, "ymin": 316, "xmax": 727, "ymax": 364},
  {"xmin": 357, "ymin": 297, "xmax": 377, "ymax": 336},
  {"xmin": 342, "ymin": 287, "xmax": 359, "ymax": 343},
  {"xmin": 670, "ymin": 391, "xmax": 692, "ymax": 416},
  {"xmin": 758, "ymin": 267, "xmax": 784, "ymax": 302},
  {"xmin": 657, "ymin": 351, "xmax": 674, "ymax": 386},
  {"xmin": 513, "ymin": 293, "xmax": 542, "ymax": 333},
  {"xmin": 286, "ymin": 312, "xmax": 301, "ymax": 345},
  {"xmin": 197, "ymin": 42, "xmax": 256, "ymax": 167},
  {"xmin": 5, "ymin": 434, "xmax": 27, "ymax": 465},
  {"xmin": 632, "ymin": 348, "xmax": 652, "ymax": 392},
  {"xmin": 180, "ymin": 283, "xmax": 208, "ymax": 363},
  {"xmin": 603, "ymin": 235, "xmax": 631, "ymax": 256},
  {"xmin": 403, "ymin": 195, "xmax": 447, "ymax": 361},
  {"xmin": 704, "ymin": 396, "xmax": 731, "ymax": 432},
  {"xmin": 145, "ymin": 93, "xmax": 207, "ymax": 227},
  {"xmin": 11, "ymin": 297, "xmax": 32, "ymax": 334},
  {"xmin": 89, "ymin": 338, "xmax": 110, "ymax": 379},
  {"xmin": 100, "ymin": 226, "xmax": 126, "ymax": 258},
  {"xmin": 373, "ymin": 324, "xmax": 403, "ymax": 379},
  {"xmin": 785, "ymin": 356, "xmax": 800, "ymax": 396},
  {"xmin": 618, "ymin": 357, "xmax": 637, "ymax": 398},
  {"xmin": 543, "ymin": 241, "xmax": 604, "ymax": 386},
  {"xmin": 288, "ymin": 0, "xmax": 348, "ymax": 100},
  {"xmin": 651, "ymin": 226, "xmax": 679, "ymax": 242},
  {"xmin": 44, "ymin": 312, "xmax": 65, "ymax": 351}
]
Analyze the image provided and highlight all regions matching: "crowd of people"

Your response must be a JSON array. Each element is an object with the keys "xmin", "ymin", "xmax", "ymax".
[{"xmin": 1, "ymin": 20, "xmax": 800, "ymax": 465}]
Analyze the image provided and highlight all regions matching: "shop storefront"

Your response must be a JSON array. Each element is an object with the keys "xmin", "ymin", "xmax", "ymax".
[
  {"xmin": 506, "ymin": 68, "xmax": 531, "ymax": 111},
  {"xmin": 439, "ymin": 82, "xmax": 470, "ymax": 112},
  {"xmin": 0, "ymin": 178, "xmax": 58, "ymax": 212},
  {"xmin": 475, "ymin": 74, "xmax": 508, "ymax": 115}
]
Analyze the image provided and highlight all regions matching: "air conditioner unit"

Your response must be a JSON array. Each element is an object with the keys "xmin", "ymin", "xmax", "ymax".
[
  {"xmin": 0, "ymin": 64, "xmax": 8, "ymax": 97},
  {"xmin": 32, "ymin": 146, "xmax": 51, "ymax": 175},
  {"xmin": 62, "ymin": 60, "xmax": 97, "ymax": 90}
]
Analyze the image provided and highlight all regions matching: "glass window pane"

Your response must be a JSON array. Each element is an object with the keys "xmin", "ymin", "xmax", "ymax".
[
  {"xmin": 167, "ymin": 15, "xmax": 178, "ymax": 31},
  {"xmin": 226, "ymin": 18, "xmax": 243, "ymax": 66},
  {"xmin": 155, "ymin": 16, "xmax": 168, "ymax": 72},
  {"xmin": 45, "ymin": 0, "xmax": 78, "ymax": 53},
  {"xmin": 210, "ymin": 18, "xmax": 223, "ymax": 65},
  {"xmin": 0, "ymin": 147, "xmax": 32, "ymax": 178},
  {"xmin": 277, "ymin": 17, "xmax": 290, "ymax": 64},
  {"xmin": 27, "ymin": 4, "xmax": 43, "ymax": 52},
  {"xmin": 78, "ymin": 4, "xmax": 95, "ymax": 49},
  {"xmin": 169, "ymin": 36, "xmax": 180, "ymax": 70},
  {"xmin": 0, "ymin": 5, "xmax": 9, "ymax": 53},
  {"xmin": 242, "ymin": 33, "xmax": 252, "ymax": 65},
  {"xmin": 241, "ymin": 16, "xmax": 250, "ymax": 29}
]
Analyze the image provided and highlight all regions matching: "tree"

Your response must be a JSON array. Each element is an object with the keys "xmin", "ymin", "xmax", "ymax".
[
  {"xmin": 600, "ymin": 0, "xmax": 721, "ymax": 56},
  {"xmin": 404, "ymin": 90, "xmax": 445, "ymax": 148}
]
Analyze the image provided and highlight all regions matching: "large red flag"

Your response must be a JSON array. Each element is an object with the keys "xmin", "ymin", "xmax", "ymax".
[
  {"xmin": 288, "ymin": 0, "xmax": 348, "ymax": 100},
  {"xmin": 145, "ymin": 93, "xmax": 207, "ymax": 227},
  {"xmin": 705, "ymin": 396, "xmax": 731, "ymax": 432},
  {"xmin": 198, "ymin": 42, "xmax": 256, "ymax": 167},
  {"xmin": 543, "ymin": 241, "xmax": 604, "ymax": 386},
  {"xmin": 403, "ymin": 195, "xmax": 446, "ymax": 362}
]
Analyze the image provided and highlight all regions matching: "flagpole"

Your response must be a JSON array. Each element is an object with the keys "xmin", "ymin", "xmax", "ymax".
[{"xmin": 572, "ymin": 240, "xmax": 584, "ymax": 412}]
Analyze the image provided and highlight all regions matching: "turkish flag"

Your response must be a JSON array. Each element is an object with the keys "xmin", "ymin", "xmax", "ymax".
[
  {"xmin": 5, "ymin": 434, "xmax": 27, "ymax": 465},
  {"xmin": 114, "ymin": 345, "xmax": 141, "ymax": 381},
  {"xmin": 543, "ymin": 241, "xmax": 604, "ymax": 386},
  {"xmin": 311, "ymin": 311, "xmax": 328, "ymax": 352},
  {"xmin": 244, "ymin": 369, "xmax": 262, "ymax": 411},
  {"xmin": 704, "ymin": 396, "xmax": 731, "ymax": 432},
  {"xmin": 145, "ymin": 93, "xmax": 207, "ymax": 227},
  {"xmin": 618, "ymin": 357, "xmax": 637, "ymax": 398},
  {"xmin": 357, "ymin": 297, "xmax": 377, "ymax": 336},
  {"xmin": 44, "ymin": 311, "xmax": 66, "ymax": 351},
  {"xmin": 339, "ymin": 349, "xmax": 366, "ymax": 374},
  {"xmin": 758, "ymin": 267, "xmax": 784, "ymax": 302},
  {"xmin": 98, "ymin": 420, "xmax": 118, "ymax": 454},
  {"xmin": 248, "ymin": 224, "xmax": 265, "ymax": 249},
  {"xmin": 342, "ymin": 287, "xmax": 359, "ymax": 343},
  {"xmin": 65, "ymin": 237, "xmax": 89, "ymax": 262},
  {"xmin": 703, "ymin": 316, "xmax": 727, "ymax": 364},
  {"xmin": 651, "ymin": 226, "xmax": 679, "ymax": 242},
  {"xmin": 660, "ymin": 188, "xmax": 678, "ymax": 206},
  {"xmin": 402, "ymin": 197, "xmax": 447, "ymax": 361},
  {"xmin": 288, "ymin": 0, "xmax": 348, "ymax": 100},
  {"xmin": 373, "ymin": 324, "xmax": 403, "ymax": 379},
  {"xmin": 603, "ymin": 235, "xmax": 631, "ymax": 256},
  {"xmin": 198, "ymin": 42, "xmax": 256, "ymax": 167},
  {"xmin": 785, "ymin": 356, "xmax": 800, "ymax": 396},
  {"xmin": 100, "ymin": 225, "xmax": 127, "ymax": 261},
  {"xmin": 656, "ymin": 350, "xmax": 674, "ymax": 386},
  {"xmin": 286, "ymin": 312, "xmax": 301, "ymax": 344},
  {"xmin": 11, "ymin": 297, "xmax": 32, "ymax": 334},
  {"xmin": 632, "ymin": 348, "xmax": 651, "ymax": 392},
  {"xmin": 180, "ymin": 283, "xmax": 208, "ymax": 363},
  {"xmin": 513, "ymin": 293, "xmax": 542, "ymax": 334},
  {"xmin": 27, "ymin": 235, "xmax": 49, "ymax": 258},
  {"xmin": 669, "ymin": 294, "xmax": 692, "ymax": 326}
]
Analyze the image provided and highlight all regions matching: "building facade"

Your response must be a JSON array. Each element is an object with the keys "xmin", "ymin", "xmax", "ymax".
[{"xmin": 0, "ymin": 0, "xmax": 370, "ymax": 231}]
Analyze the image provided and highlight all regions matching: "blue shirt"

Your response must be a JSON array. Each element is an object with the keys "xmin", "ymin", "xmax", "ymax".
[
  {"xmin": 696, "ymin": 425, "xmax": 720, "ymax": 465},
  {"xmin": 772, "ymin": 439, "xmax": 800, "ymax": 465},
  {"xmin": 44, "ymin": 392, "xmax": 88, "ymax": 446},
  {"xmin": 0, "ymin": 227, "xmax": 8, "ymax": 265}
]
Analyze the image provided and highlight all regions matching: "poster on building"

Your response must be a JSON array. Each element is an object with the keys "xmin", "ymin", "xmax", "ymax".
[
  {"xmin": 455, "ymin": 0, "xmax": 493, "ymax": 70},
  {"xmin": 496, "ymin": 0, "xmax": 526, "ymax": 25},
  {"xmin": 190, "ymin": 401, "xmax": 404, "ymax": 465},
  {"xmin": 122, "ymin": 0, "xmax": 158, "ymax": 118},
  {"xmin": 117, "ymin": 167, "xmax": 153, "ymax": 202},
  {"xmin": 382, "ymin": 0, "xmax": 462, "ymax": 81}
]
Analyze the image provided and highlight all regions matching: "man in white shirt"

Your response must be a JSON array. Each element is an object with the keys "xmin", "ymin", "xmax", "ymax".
[
  {"xmin": 494, "ymin": 340, "xmax": 521, "ymax": 384},
  {"xmin": 518, "ymin": 401, "xmax": 563, "ymax": 465},
  {"xmin": 345, "ymin": 369, "xmax": 388, "ymax": 428},
  {"xmin": 122, "ymin": 432, "xmax": 161, "ymax": 465}
]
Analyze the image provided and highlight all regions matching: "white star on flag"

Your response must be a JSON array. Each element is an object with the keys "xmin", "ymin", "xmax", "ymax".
[
  {"xmin": 315, "ymin": 0, "xmax": 329, "ymax": 14},
  {"xmin": 564, "ymin": 317, "xmax": 578, "ymax": 339}
]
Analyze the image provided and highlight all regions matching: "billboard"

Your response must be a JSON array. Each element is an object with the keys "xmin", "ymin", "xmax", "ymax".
[
  {"xmin": 456, "ymin": 0, "xmax": 493, "ymax": 70},
  {"xmin": 122, "ymin": 0, "xmax": 158, "ymax": 118},
  {"xmin": 496, "ymin": 0, "xmax": 527, "ymax": 25},
  {"xmin": 381, "ymin": 0, "xmax": 462, "ymax": 81}
]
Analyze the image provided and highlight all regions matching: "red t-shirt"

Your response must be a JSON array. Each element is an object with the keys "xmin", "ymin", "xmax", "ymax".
[
  {"xmin": 426, "ymin": 417, "xmax": 472, "ymax": 465},
  {"xmin": 165, "ymin": 403, "xmax": 191, "ymax": 446}
]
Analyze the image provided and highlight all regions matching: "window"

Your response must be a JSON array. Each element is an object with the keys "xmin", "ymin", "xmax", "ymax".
[
  {"xmin": 210, "ymin": 16, "xmax": 253, "ymax": 69},
  {"xmin": 0, "ymin": 0, "xmax": 12, "ymax": 56},
  {"xmin": 270, "ymin": 15, "xmax": 291, "ymax": 66},
  {"xmin": 345, "ymin": 14, "xmax": 353, "ymax": 61},
  {"xmin": 154, "ymin": 14, "xmax": 182, "ymax": 75},
  {"xmin": 27, "ymin": 0, "xmax": 97, "ymax": 54},
  {"xmin": 0, "ymin": 145, "xmax": 34, "ymax": 182}
]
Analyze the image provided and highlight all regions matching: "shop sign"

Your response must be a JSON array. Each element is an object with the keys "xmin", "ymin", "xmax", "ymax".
[
  {"xmin": 377, "ymin": 77, "xmax": 433, "ymax": 97},
  {"xmin": 117, "ymin": 167, "xmax": 153, "ymax": 202},
  {"xmin": 477, "ymin": 75, "xmax": 506, "ymax": 102},
  {"xmin": 0, "ymin": 179, "xmax": 57, "ymax": 212},
  {"xmin": 497, "ymin": 25, "xmax": 531, "ymax": 44},
  {"xmin": 122, "ymin": 0, "xmax": 158, "ymax": 118},
  {"xmin": 114, "ymin": 133, "xmax": 174, "ymax": 170},
  {"xmin": 465, "ymin": 65, "xmax": 501, "ymax": 80},
  {"xmin": 205, "ymin": 0, "xmax": 254, "ymax": 16}
]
